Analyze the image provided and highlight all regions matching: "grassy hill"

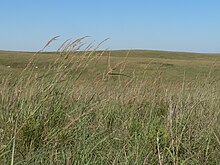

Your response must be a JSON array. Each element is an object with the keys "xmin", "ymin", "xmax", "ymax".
[
  {"xmin": 0, "ymin": 49, "xmax": 220, "ymax": 164},
  {"xmin": 0, "ymin": 50, "xmax": 220, "ymax": 80}
]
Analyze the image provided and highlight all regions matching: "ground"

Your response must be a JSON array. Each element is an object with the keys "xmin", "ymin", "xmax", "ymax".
[{"xmin": 0, "ymin": 50, "xmax": 220, "ymax": 164}]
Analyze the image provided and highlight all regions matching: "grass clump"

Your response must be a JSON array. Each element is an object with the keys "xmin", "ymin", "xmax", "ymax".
[{"xmin": 0, "ymin": 37, "xmax": 220, "ymax": 164}]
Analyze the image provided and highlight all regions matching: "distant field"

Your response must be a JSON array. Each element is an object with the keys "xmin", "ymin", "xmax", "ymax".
[
  {"xmin": 0, "ymin": 49, "xmax": 220, "ymax": 164},
  {"xmin": 1, "ymin": 50, "xmax": 220, "ymax": 81}
]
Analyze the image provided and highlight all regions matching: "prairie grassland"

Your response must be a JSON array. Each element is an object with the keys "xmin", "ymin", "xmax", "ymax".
[{"xmin": 0, "ymin": 40, "xmax": 220, "ymax": 164}]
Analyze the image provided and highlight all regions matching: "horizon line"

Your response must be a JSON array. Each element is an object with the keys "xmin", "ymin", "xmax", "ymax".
[{"xmin": 1, "ymin": 49, "xmax": 220, "ymax": 55}]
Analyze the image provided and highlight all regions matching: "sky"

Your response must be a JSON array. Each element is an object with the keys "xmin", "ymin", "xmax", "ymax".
[{"xmin": 0, "ymin": 0, "xmax": 220, "ymax": 53}]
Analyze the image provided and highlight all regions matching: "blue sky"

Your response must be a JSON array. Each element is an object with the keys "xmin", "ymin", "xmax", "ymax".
[{"xmin": 0, "ymin": 0, "xmax": 220, "ymax": 53}]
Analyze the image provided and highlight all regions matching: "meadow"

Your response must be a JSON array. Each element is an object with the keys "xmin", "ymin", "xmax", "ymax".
[{"xmin": 0, "ymin": 38, "xmax": 220, "ymax": 164}]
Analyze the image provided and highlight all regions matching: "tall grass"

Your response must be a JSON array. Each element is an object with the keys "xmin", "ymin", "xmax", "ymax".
[{"xmin": 0, "ymin": 37, "xmax": 220, "ymax": 164}]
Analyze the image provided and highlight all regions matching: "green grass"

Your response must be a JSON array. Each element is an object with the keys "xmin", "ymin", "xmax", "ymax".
[
  {"xmin": 0, "ymin": 42, "xmax": 220, "ymax": 164},
  {"xmin": 1, "ymin": 49, "xmax": 220, "ymax": 81}
]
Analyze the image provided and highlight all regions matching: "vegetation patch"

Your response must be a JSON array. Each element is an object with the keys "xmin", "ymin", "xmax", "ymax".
[{"xmin": 0, "ymin": 38, "xmax": 220, "ymax": 164}]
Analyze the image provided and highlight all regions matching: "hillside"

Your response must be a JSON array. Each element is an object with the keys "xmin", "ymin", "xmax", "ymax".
[{"xmin": 0, "ymin": 49, "xmax": 220, "ymax": 164}]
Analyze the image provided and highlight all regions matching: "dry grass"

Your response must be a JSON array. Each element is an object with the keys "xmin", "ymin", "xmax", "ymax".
[{"xmin": 0, "ymin": 37, "xmax": 220, "ymax": 164}]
